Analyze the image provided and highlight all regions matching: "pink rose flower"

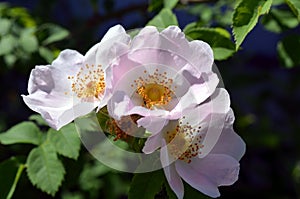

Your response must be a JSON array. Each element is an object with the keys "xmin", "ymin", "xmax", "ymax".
[
  {"xmin": 22, "ymin": 25, "xmax": 130, "ymax": 130},
  {"xmin": 143, "ymin": 89, "xmax": 245, "ymax": 198},
  {"xmin": 108, "ymin": 26, "xmax": 218, "ymax": 134}
]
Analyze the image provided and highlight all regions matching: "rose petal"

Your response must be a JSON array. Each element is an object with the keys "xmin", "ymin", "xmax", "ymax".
[
  {"xmin": 175, "ymin": 154, "xmax": 240, "ymax": 198},
  {"xmin": 209, "ymin": 110, "xmax": 246, "ymax": 161},
  {"xmin": 22, "ymin": 50, "xmax": 92, "ymax": 130},
  {"xmin": 161, "ymin": 139, "xmax": 184, "ymax": 199},
  {"xmin": 142, "ymin": 133, "xmax": 163, "ymax": 154}
]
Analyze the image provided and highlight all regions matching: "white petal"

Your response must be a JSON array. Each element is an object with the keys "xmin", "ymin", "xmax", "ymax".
[
  {"xmin": 171, "ymin": 72, "xmax": 219, "ymax": 114},
  {"xmin": 137, "ymin": 116, "xmax": 168, "ymax": 135},
  {"xmin": 190, "ymin": 88, "xmax": 231, "ymax": 157},
  {"xmin": 107, "ymin": 90, "xmax": 133, "ymax": 120},
  {"xmin": 96, "ymin": 24, "xmax": 131, "ymax": 70},
  {"xmin": 163, "ymin": 164, "xmax": 184, "ymax": 199},
  {"xmin": 142, "ymin": 133, "xmax": 162, "ymax": 154},
  {"xmin": 209, "ymin": 110, "xmax": 246, "ymax": 161},
  {"xmin": 101, "ymin": 24, "xmax": 127, "ymax": 42},
  {"xmin": 161, "ymin": 138, "xmax": 184, "ymax": 199},
  {"xmin": 183, "ymin": 40, "xmax": 214, "ymax": 77},
  {"xmin": 175, "ymin": 154, "xmax": 240, "ymax": 198},
  {"xmin": 130, "ymin": 26, "xmax": 160, "ymax": 50}
]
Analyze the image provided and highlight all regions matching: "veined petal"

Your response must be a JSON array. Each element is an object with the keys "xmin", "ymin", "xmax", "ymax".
[
  {"xmin": 22, "ymin": 50, "xmax": 99, "ymax": 129},
  {"xmin": 137, "ymin": 116, "xmax": 168, "ymax": 135},
  {"xmin": 107, "ymin": 90, "xmax": 134, "ymax": 120},
  {"xmin": 163, "ymin": 164, "xmax": 184, "ymax": 199},
  {"xmin": 209, "ymin": 110, "xmax": 246, "ymax": 161},
  {"xmin": 183, "ymin": 40, "xmax": 214, "ymax": 76},
  {"xmin": 181, "ymin": 88, "xmax": 231, "ymax": 158},
  {"xmin": 171, "ymin": 72, "xmax": 219, "ymax": 114},
  {"xmin": 142, "ymin": 133, "xmax": 163, "ymax": 154},
  {"xmin": 96, "ymin": 24, "xmax": 131, "ymax": 71},
  {"xmin": 161, "ymin": 139, "xmax": 184, "ymax": 199},
  {"xmin": 175, "ymin": 154, "xmax": 240, "ymax": 198}
]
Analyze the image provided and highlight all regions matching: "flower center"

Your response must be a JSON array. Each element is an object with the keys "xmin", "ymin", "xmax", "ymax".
[
  {"xmin": 68, "ymin": 64, "xmax": 105, "ymax": 99},
  {"xmin": 137, "ymin": 83, "xmax": 172, "ymax": 108},
  {"xmin": 165, "ymin": 119, "xmax": 203, "ymax": 163},
  {"xmin": 131, "ymin": 69, "xmax": 175, "ymax": 109}
]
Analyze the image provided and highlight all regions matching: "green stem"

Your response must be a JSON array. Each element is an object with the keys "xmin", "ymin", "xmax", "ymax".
[{"xmin": 6, "ymin": 164, "xmax": 25, "ymax": 199}]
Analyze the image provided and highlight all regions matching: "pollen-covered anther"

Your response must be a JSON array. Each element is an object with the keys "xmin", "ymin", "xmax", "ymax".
[
  {"xmin": 107, "ymin": 116, "xmax": 141, "ymax": 141},
  {"xmin": 133, "ymin": 69, "xmax": 175, "ymax": 109},
  {"xmin": 69, "ymin": 64, "xmax": 105, "ymax": 99},
  {"xmin": 166, "ymin": 123, "xmax": 204, "ymax": 164}
]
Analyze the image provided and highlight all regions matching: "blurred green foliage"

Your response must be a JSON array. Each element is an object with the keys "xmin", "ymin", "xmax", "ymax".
[{"xmin": 0, "ymin": 2, "xmax": 69, "ymax": 68}]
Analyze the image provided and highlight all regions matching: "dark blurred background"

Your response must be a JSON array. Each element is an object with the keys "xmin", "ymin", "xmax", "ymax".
[{"xmin": 0, "ymin": 0, "xmax": 300, "ymax": 198}]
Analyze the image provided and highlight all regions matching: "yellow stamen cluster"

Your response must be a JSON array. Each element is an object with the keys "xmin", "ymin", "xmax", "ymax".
[
  {"xmin": 166, "ymin": 118, "xmax": 204, "ymax": 164},
  {"xmin": 131, "ymin": 69, "xmax": 175, "ymax": 109},
  {"xmin": 68, "ymin": 64, "xmax": 105, "ymax": 99}
]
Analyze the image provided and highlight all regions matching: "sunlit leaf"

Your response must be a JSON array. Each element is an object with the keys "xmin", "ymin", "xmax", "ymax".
[
  {"xmin": 19, "ymin": 28, "xmax": 38, "ymax": 53},
  {"xmin": 164, "ymin": 0, "xmax": 178, "ymax": 9},
  {"xmin": 0, "ymin": 34, "xmax": 16, "ymax": 55},
  {"xmin": 41, "ymin": 24, "xmax": 69, "ymax": 45},
  {"xmin": 232, "ymin": 0, "xmax": 273, "ymax": 50},
  {"xmin": 26, "ymin": 143, "xmax": 65, "ymax": 196},
  {"xmin": 147, "ymin": 8, "xmax": 178, "ymax": 28},
  {"xmin": 262, "ymin": 9, "xmax": 299, "ymax": 33},
  {"xmin": 184, "ymin": 27, "xmax": 236, "ymax": 60},
  {"xmin": 4, "ymin": 54, "xmax": 17, "ymax": 67},
  {"xmin": 277, "ymin": 35, "xmax": 300, "ymax": 68},
  {"xmin": 0, "ymin": 121, "xmax": 42, "ymax": 145},
  {"xmin": 39, "ymin": 47, "xmax": 54, "ymax": 63},
  {"xmin": 47, "ymin": 123, "xmax": 81, "ymax": 160},
  {"xmin": 286, "ymin": 0, "xmax": 300, "ymax": 21},
  {"xmin": 128, "ymin": 169, "xmax": 164, "ymax": 199},
  {"xmin": 0, "ymin": 18, "xmax": 11, "ymax": 36}
]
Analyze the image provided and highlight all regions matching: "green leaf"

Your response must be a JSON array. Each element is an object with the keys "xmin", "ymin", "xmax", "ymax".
[
  {"xmin": 232, "ymin": 0, "xmax": 273, "ymax": 50},
  {"xmin": 19, "ymin": 28, "xmax": 38, "ymax": 53},
  {"xmin": 262, "ymin": 9, "xmax": 299, "ymax": 33},
  {"xmin": 0, "ymin": 18, "xmax": 11, "ymax": 36},
  {"xmin": 0, "ymin": 157, "xmax": 23, "ymax": 199},
  {"xmin": 0, "ymin": 35, "xmax": 16, "ymax": 55},
  {"xmin": 184, "ymin": 27, "xmax": 236, "ymax": 60},
  {"xmin": 39, "ymin": 47, "xmax": 54, "ymax": 63},
  {"xmin": 26, "ymin": 143, "xmax": 65, "ymax": 196},
  {"xmin": 286, "ymin": 0, "xmax": 300, "ymax": 21},
  {"xmin": 148, "ymin": 0, "xmax": 164, "ymax": 12},
  {"xmin": 42, "ymin": 24, "xmax": 69, "ymax": 45},
  {"xmin": 273, "ymin": 0, "xmax": 285, "ymax": 5},
  {"xmin": 128, "ymin": 169, "xmax": 164, "ymax": 199},
  {"xmin": 0, "ymin": 121, "xmax": 42, "ymax": 145},
  {"xmin": 147, "ymin": 8, "xmax": 178, "ymax": 28},
  {"xmin": 277, "ymin": 35, "xmax": 300, "ymax": 68},
  {"xmin": 29, "ymin": 114, "xmax": 49, "ymax": 126},
  {"xmin": 47, "ymin": 123, "xmax": 81, "ymax": 160},
  {"xmin": 164, "ymin": 0, "xmax": 179, "ymax": 9},
  {"xmin": 4, "ymin": 54, "xmax": 17, "ymax": 67},
  {"xmin": 79, "ymin": 161, "xmax": 111, "ymax": 191}
]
